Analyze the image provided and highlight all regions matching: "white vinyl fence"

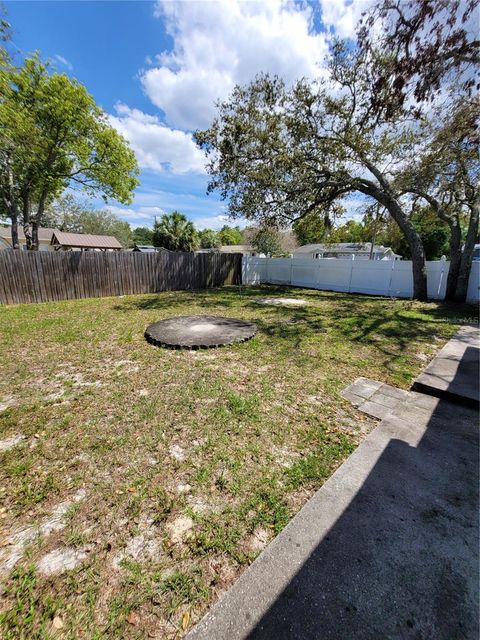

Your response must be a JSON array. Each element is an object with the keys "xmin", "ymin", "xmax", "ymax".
[{"xmin": 243, "ymin": 256, "xmax": 480, "ymax": 304}]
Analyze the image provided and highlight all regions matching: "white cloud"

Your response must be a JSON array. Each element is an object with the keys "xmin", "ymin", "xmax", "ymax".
[
  {"xmin": 103, "ymin": 204, "xmax": 165, "ymax": 225},
  {"xmin": 101, "ymin": 185, "xmax": 236, "ymax": 230},
  {"xmin": 318, "ymin": 0, "xmax": 368, "ymax": 40},
  {"xmin": 54, "ymin": 54, "xmax": 73, "ymax": 71},
  {"xmin": 109, "ymin": 103, "xmax": 206, "ymax": 174},
  {"xmin": 193, "ymin": 214, "xmax": 230, "ymax": 231},
  {"xmin": 142, "ymin": 0, "xmax": 330, "ymax": 130}
]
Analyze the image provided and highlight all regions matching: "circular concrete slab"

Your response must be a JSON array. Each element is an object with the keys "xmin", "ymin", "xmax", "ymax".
[
  {"xmin": 254, "ymin": 297, "xmax": 308, "ymax": 307},
  {"xmin": 145, "ymin": 315, "xmax": 257, "ymax": 350}
]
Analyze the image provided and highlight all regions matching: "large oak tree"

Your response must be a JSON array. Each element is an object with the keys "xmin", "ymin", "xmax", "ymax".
[
  {"xmin": 195, "ymin": 46, "xmax": 430, "ymax": 300},
  {"xmin": 397, "ymin": 99, "xmax": 479, "ymax": 301}
]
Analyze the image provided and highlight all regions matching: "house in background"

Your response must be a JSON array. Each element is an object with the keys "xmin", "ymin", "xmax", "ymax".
[
  {"xmin": 132, "ymin": 244, "xmax": 158, "ymax": 253},
  {"xmin": 0, "ymin": 226, "xmax": 56, "ymax": 251},
  {"xmin": 218, "ymin": 244, "xmax": 257, "ymax": 255},
  {"xmin": 293, "ymin": 242, "xmax": 401, "ymax": 260},
  {"xmin": 51, "ymin": 230, "xmax": 122, "ymax": 251},
  {"xmin": 0, "ymin": 226, "xmax": 123, "ymax": 252},
  {"xmin": 195, "ymin": 244, "xmax": 258, "ymax": 255}
]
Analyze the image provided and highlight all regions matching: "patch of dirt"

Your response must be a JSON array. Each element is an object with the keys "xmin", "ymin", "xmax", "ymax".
[
  {"xmin": 169, "ymin": 444, "xmax": 186, "ymax": 462},
  {"xmin": 254, "ymin": 297, "xmax": 308, "ymax": 306},
  {"xmin": 0, "ymin": 397, "xmax": 16, "ymax": 412},
  {"xmin": 44, "ymin": 389, "xmax": 65, "ymax": 402},
  {"xmin": 0, "ymin": 434, "xmax": 25, "ymax": 452},
  {"xmin": 271, "ymin": 445, "xmax": 300, "ymax": 469},
  {"xmin": 113, "ymin": 360, "xmax": 140, "ymax": 374},
  {"xmin": 186, "ymin": 496, "xmax": 213, "ymax": 514},
  {"xmin": 112, "ymin": 515, "xmax": 161, "ymax": 569},
  {"xmin": 415, "ymin": 352, "xmax": 429, "ymax": 362},
  {"xmin": 204, "ymin": 556, "xmax": 238, "ymax": 591},
  {"xmin": 0, "ymin": 489, "xmax": 87, "ymax": 577},
  {"xmin": 166, "ymin": 515, "xmax": 194, "ymax": 544},
  {"xmin": 112, "ymin": 534, "xmax": 160, "ymax": 569},
  {"xmin": 40, "ymin": 489, "xmax": 87, "ymax": 536},
  {"xmin": 244, "ymin": 527, "xmax": 271, "ymax": 553},
  {"xmin": 38, "ymin": 547, "xmax": 88, "ymax": 575}
]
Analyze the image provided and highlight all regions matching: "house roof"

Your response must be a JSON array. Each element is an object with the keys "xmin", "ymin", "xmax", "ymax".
[
  {"xmin": 133, "ymin": 244, "xmax": 157, "ymax": 252},
  {"xmin": 0, "ymin": 226, "xmax": 56, "ymax": 242},
  {"xmin": 219, "ymin": 245, "xmax": 254, "ymax": 253},
  {"xmin": 294, "ymin": 243, "xmax": 394, "ymax": 255},
  {"xmin": 51, "ymin": 230, "xmax": 123, "ymax": 249}
]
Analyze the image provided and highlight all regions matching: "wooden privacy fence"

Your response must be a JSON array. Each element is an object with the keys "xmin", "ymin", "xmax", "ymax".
[{"xmin": 0, "ymin": 250, "xmax": 242, "ymax": 304}]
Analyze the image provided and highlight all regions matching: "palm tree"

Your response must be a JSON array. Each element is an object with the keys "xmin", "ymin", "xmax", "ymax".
[{"xmin": 152, "ymin": 211, "xmax": 199, "ymax": 252}]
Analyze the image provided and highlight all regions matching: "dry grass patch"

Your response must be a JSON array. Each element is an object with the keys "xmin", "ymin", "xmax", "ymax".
[{"xmin": 0, "ymin": 285, "xmax": 476, "ymax": 638}]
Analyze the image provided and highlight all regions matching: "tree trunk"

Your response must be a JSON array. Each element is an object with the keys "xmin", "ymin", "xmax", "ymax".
[
  {"xmin": 31, "ymin": 223, "xmax": 39, "ymax": 251},
  {"xmin": 5, "ymin": 160, "xmax": 20, "ymax": 249},
  {"xmin": 445, "ymin": 215, "xmax": 462, "ymax": 301},
  {"xmin": 22, "ymin": 192, "xmax": 33, "ymax": 250},
  {"xmin": 360, "ymin": 185, "xmax": 428, "ymax": 300},
  {"xmin": 454, "ymin": 191, "xmax": 479, "ymax": 302},
  {"xmin": 10, "ymin": 209, "xmax": 20, "ymax": 249},
  {"xmin": 28, "ymin": 188, "xmax": 49, "ymax": 251},
  {"xmin": 407, "ymin": 229, "xmax": 429, "ymax": 301}
]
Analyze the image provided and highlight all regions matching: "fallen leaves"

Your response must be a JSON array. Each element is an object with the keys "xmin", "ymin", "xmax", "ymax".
[
  {"xmin": 52, "ymin": 615, "xmax": 64, "ymax": 630},
  {"xmin": 182, "ymin": 610, "xmax": 190, "ymax": 630},
  {"xmin": 126, "ymin": 611, "xmax": 138, "ymax": 625}
]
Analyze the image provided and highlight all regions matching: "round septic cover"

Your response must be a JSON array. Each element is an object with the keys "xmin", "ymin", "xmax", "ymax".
[{"xmin": 145, "ymin": 315, "xmax": 257, "ymax": 350}]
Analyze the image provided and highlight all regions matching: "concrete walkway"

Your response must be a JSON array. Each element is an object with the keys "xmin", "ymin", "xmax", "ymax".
[
  {"xmin": 188, "ymin": 328, "xmax": 479, "ymax": 640},
  {"xmin": 413, "ymin": 324, "xmax": 479, "ymax": 407}
]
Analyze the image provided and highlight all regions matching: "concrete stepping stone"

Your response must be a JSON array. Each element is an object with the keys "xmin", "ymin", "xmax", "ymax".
[{"xmin": 341, "ymin": 377, "xmax": 409, "ymax": 420}]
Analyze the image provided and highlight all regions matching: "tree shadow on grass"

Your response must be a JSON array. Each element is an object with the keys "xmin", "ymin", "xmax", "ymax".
[
  {"xmin": 111, "ymin": 284, "xmax": 478, "ymax": 368},
  {"xmin": 111, "ymin": 285, "xmax": 277, "ymax": 312}
]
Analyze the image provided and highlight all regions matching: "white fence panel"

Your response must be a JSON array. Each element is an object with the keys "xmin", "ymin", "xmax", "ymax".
[
  {"xmin": 349, "ymin": 260, "xmax": 394, "ymax": 296},
  {"xmin": 242, "ymin": 257, "xmax": 267, "ymax": 284},
  {"xmin": 309, "ymin": 259, "xmax": 352, "ymax": 292},
  {"xmin": 290, "ymin": 258, "xmax": 321, "ymax": 288},
  {"xmin": 467, "ymin": 262, "xmax": 480, "ymax": 304},
  {"xmin": 388, "ymin": 261, "xmax": 415, "ymax": 298},
  {"xmin": 266, "ymin": 258, "xmax": 292, "ymax": 284},
  {"xmin": 426, "ymin": 260, "xmax": 449, "ymax": 300},
  {"xmin": 242, "ymin": 255, "xmax": 476, "ymax": 302}
]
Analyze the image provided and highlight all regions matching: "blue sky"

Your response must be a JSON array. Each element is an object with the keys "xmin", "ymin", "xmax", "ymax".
[{"xmin": 5, "ymin": 0, "xmax": 362, "ymax": 230}]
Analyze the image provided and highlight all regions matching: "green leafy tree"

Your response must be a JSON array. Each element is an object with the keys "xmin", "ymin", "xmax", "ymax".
[
  {"xmin": 358, "ymin": 0, "xmax": 479, "ymax": 118},
  {"xmin": 152, "ymin": 211, "xmax": 199, "ymax": 252},
  {"xmin": 132, "ymin": 226, "xmax": 154, "ymax": 246},
  {"xmin": 195, "ymin": 54, "xmax": 430, "ymax": 299},
  {"xmin": 251, "ymin": 226, "xmax": 282, "ymax": 256},
  {"xmin": 198, "ymin": 228, "xmax": 220, "ymax": 249},
  {"xmin": 394, "ymin": 207, "xmax": 450, "ymax": 262},
  {"xmin": 395, "ymin": 99, "xmax": 479, "ymax": 300},
  {"xmin": 0, "ymin": 54, "xmax": 139, "ymax": 250},
  {"xmin": 218, "ymin": 225, "xmax": 242, "ymax": 245},
  {"xmin": 46, "ymin": 194, "xmax": 133, "ymax": 247},
  {"xmin": 358, "ymin": 1, "xmax": 479, "ymax": 300},
  {"xmin": 293, "ymin": 214, "xmax": 329, "ymax": 246},
  {"xmin": 293, "ymin": 203, "xmax": 345, "ymax": 245}
]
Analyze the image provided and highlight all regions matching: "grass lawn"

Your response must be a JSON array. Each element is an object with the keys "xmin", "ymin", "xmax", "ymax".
[{"xmin": 0, "ymin": 285, "xmax": 476, "ymax": 639}]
